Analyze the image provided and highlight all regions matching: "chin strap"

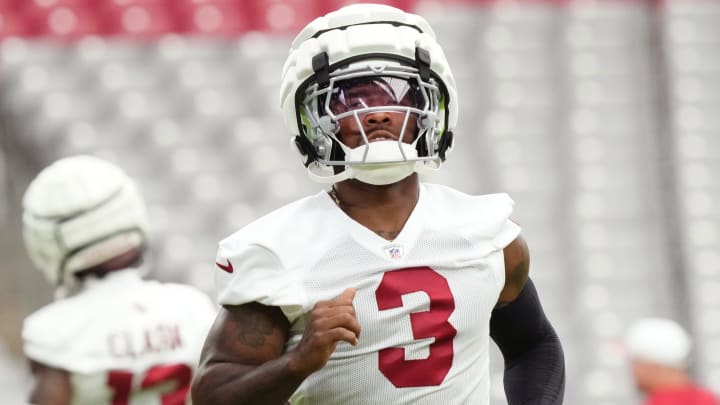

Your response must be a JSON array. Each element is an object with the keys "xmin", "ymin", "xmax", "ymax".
[
  {"xmin": 306, "ymin": 159, "xmax": 441, "ymax": 185},
  {"xmin": 307, "ymin": 165, "xmax": 352, "ymax": 184},
  {"xmin": 306, "ymin": 140, "xmax": 443, "ymax": 185}
]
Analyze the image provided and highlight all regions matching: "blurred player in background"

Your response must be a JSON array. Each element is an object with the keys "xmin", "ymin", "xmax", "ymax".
[
  {"xmin": 624, "ymin": 317, "xmax": 719, "ymax": 405},
  {"xmin": 192, "ymin": 3, "xmax": 564, "ymax": 405},
  {"xmin": 21, "ymin": 155, "xmax": 217, "ymax": 405}
]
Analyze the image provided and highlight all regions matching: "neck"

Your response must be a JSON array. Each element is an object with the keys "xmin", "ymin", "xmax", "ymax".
[
  {"xmin": 331, "ymin": 175, "xmax": 420, "ymax": 241},
  {"xmin": 74, "ymin": 248, "xmax": 143, "ymax": 281},
  {"xmin": 334, "ymin": 175, "xmax": 419, "ymax": 206},
  {"xmin": 643, "ymin": 368, "xmax": 693, "ymax": 395}
]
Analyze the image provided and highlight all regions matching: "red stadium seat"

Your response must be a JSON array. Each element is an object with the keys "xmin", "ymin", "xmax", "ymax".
[
  {"xmin": 103, "ymin": 0, "xmax": 175, "ymax": 7},
  {"xmin": 28, "ymin": 0, "xmax": 92, "ymax": 7},
  {"xmin": 0, "ymin": 0, "xmax": 22, "ymax": 9},
  {"xmin": 175, "ymin": 2, "xmax": 250, "ymax": 37},
  {"xmin": 23, "ymin": 5, "xmax": 100, "ymax": 39},
  {"xmin": 174, "ymin": 0, "xmax": 239, "ymax": 4},
  {"xmin": 319, "ymin": 0, "xmax": 418, "ymax": 14},
  {"xmin": 248, "ymin": 0, "xmax": 322, "ymax": 34},
  {"xmin": 0, "ymin": 8, "xmax": 29, "ymax": 38},
  {"xmin": 99, "ymin": 3, "xmax": 177, "ymax": 38}
]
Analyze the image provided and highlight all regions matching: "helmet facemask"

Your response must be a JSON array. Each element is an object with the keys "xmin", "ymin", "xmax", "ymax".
[{"xmin": 298, "ymin": 59, "xmax": 447, "ymax": 185}]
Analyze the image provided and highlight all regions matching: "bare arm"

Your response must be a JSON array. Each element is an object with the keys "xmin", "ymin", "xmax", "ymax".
[
  {"xmin": 29, "ymin": 361, "xmax": 71, "ymax": 405},
  {"xmin": 496, "ymin": 234, "xmax": 530, "ymax": 307},
  {"xmin": 191, "ymin": 289, "xmax": 360, "ymax": 405}
]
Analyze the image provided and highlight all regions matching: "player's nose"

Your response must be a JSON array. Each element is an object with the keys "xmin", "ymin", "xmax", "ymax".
[{"xmin": 363, "ymin": 110, "xmax": 393, "ymax": 125}]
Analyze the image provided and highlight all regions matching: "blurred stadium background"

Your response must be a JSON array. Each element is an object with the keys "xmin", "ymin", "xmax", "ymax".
[{"xmin": 0, "ymin": 0, "xmax": 718, "ymax": 403}]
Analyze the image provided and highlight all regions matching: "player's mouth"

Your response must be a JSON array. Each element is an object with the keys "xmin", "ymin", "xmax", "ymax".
[{"xmin": 365, "ymin": 130, "xmax": 397, "ymax": 143}]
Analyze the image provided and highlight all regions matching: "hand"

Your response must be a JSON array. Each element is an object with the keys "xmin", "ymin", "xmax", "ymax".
[{"xmin": 289, "ymin": 288, "xmax": 361, "ymax": 376}]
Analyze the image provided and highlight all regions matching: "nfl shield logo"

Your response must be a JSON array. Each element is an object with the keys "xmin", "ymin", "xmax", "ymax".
[{"xmin": 384, "ymin": 245, "xmax": 404, "ymax": 260}]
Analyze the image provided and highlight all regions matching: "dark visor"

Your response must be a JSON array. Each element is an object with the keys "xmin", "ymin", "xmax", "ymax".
[{"xmin": 328, "ymin": 76, "xmax": 424, "ymax": 115}]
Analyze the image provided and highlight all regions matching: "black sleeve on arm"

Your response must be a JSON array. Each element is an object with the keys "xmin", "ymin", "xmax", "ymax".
[{"xmin": 490, "ymin": 278, "xmax": 565, "ymax": 405}]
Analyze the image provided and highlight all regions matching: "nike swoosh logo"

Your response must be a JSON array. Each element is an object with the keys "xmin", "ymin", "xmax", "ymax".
[{"xmin": 215, "ymin": 260, "xmax": 234, "ymax": 274}]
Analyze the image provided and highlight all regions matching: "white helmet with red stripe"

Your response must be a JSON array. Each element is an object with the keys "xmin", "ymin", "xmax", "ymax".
[{"xmin": 279, "ymin": 3, "xmax": 458, "ymax": 185}]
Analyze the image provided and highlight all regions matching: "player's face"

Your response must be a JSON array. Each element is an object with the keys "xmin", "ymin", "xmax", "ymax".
[
  {"xmin": 328, "ymin": 77, "xmax": 421, "ymax": 148},
  {"xmin": 629, "ymin": 359, "xmax": 657, "ymax": 393}
]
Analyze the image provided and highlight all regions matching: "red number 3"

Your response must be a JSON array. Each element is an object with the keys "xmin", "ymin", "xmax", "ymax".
[
  {"xmin": 107, "ymin": 363, "xmax": 192, "ymax": 405},
  {"xmin": 375, "ymin": 267, "xmax": 457, "ymax": 387}
]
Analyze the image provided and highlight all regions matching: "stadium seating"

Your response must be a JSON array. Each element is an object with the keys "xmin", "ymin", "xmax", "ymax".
[{"xmin": 663, "ymin": 0, "xmax": 720, "ymax": 387}]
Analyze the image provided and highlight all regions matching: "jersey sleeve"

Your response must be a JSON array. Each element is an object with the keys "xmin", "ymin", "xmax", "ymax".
[
  {"xmin": 214, "ymin": 241, "xmax": 307, "ymax": 324},
  {"xmin": 446, "ymin": 191, "xmax": 522, "ymax": 279},
  {"xmin": 463, "ymin": 192, "xmax": 521, "ymax": 251},
  {"xmin": 494, "ymin": 217, "xmax": 521, "ymax": 250},
  {"xmin": 481, "ymin": 193, "xmax": 521, "ymax": 250},
  {"xmin": 22, "ymin": 306, "xmax": 86, "ymax": 371},
  {"xmin": 485, "ymin": 194, "xmax": 522, "ymax": 292}
]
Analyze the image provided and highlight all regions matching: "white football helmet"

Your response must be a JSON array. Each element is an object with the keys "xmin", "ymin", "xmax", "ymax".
[
  {"xmin": 624, "ymin": 317, "xmax": 692, "ymax": 368},
  {"xmin": 279, "ymin": 3, "xmax": 458, "ymax": 185},
  {"xmin": 22, "ymin": 155, "xmax": 149, "ymax": 287}
]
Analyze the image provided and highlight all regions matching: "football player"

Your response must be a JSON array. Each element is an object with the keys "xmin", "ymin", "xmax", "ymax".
[
  {"xmin": 624, "ymin": 318, "xmax": 719, "ymax": 405},
  {"xmin": 192, "ymin": 4, "xmax": 565, "ymax": 404},
  {"xmin": 21, "ymin": 155, "xmax": 217, "ymax": 405}
]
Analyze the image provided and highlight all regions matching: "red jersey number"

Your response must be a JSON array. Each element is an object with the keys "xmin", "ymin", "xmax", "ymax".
[
  {"xmin": 375, "ymin": 267, "xmax": 457, "ymax": 387},
  {"xmin": 107, "ymin": 363, "xmax": 192, "ymax": 405}
]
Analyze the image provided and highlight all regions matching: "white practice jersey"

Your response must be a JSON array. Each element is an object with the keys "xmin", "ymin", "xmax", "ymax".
[
  {"xmin": 22, "ymin": 269, "xmax": 217, "ymax": 405},
  {"xmin": 215, "ymin": 183, "xmax": 521, "ymax": 405}
]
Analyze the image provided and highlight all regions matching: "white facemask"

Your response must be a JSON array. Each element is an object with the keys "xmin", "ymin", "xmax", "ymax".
[{"xmin": 305, "ymin": 140, "xmax": 442, "ymax": 185}]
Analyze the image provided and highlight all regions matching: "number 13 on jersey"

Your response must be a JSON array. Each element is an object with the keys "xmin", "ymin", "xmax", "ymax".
[{"xmin": 107, "ymin": 363, "xmax": 192, "ymax": 405}]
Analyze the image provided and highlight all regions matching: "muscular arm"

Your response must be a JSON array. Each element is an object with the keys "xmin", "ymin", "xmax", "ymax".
[
  {"xmin": 490, "ymin": 235, "xmax": 565, "ymax": 405},
  {"xmin": 28, "ymin": 360, "xmax": 71, "ymax": 405},
  {"xmin": 190, "ymin": 302, "xmax": 303, "ymax": 405},
  {"xmin": 191, "ymin": 289, "xmax": 360, "ymax": 405}
]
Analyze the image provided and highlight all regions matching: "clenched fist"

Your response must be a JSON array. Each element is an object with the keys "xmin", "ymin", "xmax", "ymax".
[{"xmin": 288, "ymin": 288, "xmax": 361, "ymax": 377}]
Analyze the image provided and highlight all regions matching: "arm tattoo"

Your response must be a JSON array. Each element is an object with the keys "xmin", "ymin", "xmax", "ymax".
[
  {"xmin": 238, "ymin": 311, "xmax": 276, "ymax": 347},
  {"xmin": 218, "ymin": 304, "xmax": 284, "ymax": 352}
]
